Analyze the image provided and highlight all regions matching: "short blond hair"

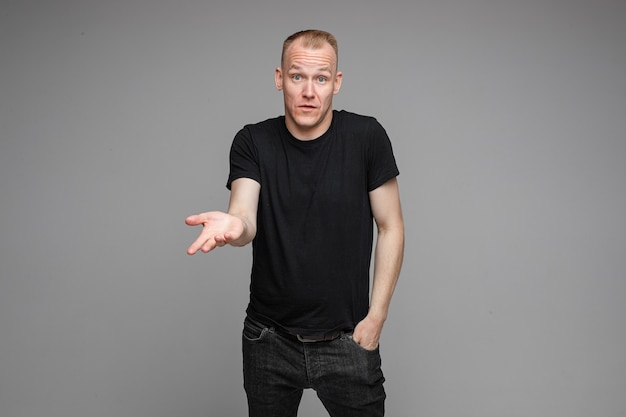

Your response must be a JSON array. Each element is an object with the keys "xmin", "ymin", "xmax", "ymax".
[{"xmin": 281, "ymin": 29, "xmax": 339, "ymax": 68}]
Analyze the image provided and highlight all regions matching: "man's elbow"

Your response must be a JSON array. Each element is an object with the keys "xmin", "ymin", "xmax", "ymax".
[{"xmin": 377, "ymin": 222, "xmax": 404, "ymax": 245}]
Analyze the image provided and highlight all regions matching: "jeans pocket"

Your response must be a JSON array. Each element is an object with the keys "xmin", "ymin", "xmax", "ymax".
[
  {"xmin": 243, "ymin": 316, "xmax": 270, "ymax": 342},
  {"xmin": 345, "ymin": 333, "xmax": 380, "ymax": 353}
]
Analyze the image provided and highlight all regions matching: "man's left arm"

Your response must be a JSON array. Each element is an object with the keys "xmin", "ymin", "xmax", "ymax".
[{"xmin": 353, "ymin": 177, "xmax": 405, "ymax": 350}]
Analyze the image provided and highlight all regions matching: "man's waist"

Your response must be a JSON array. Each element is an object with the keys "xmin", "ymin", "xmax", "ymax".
[
  {"xmin": 276, "ymin": 326, "xmax": 344, "ymax": 343},
  {"xmin": 246, "ymin": 311, "xmax": 350, "ymax": 343}
]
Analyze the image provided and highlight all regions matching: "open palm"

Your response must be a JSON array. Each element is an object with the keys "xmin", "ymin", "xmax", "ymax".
[{"xmin": 185, "ymin": 211, "xmax": 245, "ymax": 254}]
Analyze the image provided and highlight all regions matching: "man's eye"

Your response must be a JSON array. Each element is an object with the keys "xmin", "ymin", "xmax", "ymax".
[
  {"xmin": 292, "ymin": 74, "xmax": 302, "ymax": 81},
  {"xmin": 317, "ymin": 76, "xmax": 327, "ymax": 83}
]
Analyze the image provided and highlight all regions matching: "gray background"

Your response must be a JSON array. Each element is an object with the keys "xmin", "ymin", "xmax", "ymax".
[{"xmin": 1, "ymin": 0, "xmax": 625, "ymax": 416}]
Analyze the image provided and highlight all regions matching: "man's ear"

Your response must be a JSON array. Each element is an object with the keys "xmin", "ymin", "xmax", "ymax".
[
  {"xmin": 333, "ymin": 71, "xmax": 343, "ymax": 95},
  {"xmin": 275, "ymin": 67, "xmax": 283, "ymax": 91}
]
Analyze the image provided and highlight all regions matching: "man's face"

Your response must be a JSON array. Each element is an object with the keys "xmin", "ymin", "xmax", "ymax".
[{"xmin": 275, "ymin": 39, "xmax": 343, "ymax": 140}]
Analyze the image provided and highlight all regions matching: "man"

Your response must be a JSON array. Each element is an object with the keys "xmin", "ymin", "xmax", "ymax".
[{"xmin": 186, "ymin": 29, "xmax": 404, "ymax": 417}]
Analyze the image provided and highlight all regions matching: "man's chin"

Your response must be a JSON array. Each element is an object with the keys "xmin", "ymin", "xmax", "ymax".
[{"xmin": 293, "ymin": 115, "xmax": 319, "ymax": 128}]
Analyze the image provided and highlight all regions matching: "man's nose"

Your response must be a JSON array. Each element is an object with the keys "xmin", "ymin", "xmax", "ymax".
[{"xmin": 302, "ymin": 80, "xmax": 315, "ymax": 97}]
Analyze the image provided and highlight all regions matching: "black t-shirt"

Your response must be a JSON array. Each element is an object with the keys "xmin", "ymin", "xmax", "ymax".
[{"xmin": 227, "ymin": 110, "xmax": 399, "ymax": 336}]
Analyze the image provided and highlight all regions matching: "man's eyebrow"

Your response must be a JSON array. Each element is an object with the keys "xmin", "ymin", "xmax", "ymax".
[{"xmin": 288, "ymin": 64, "xmax": 332, "ymax": 73}]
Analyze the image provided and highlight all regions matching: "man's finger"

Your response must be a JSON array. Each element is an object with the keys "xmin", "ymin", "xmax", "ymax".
[
  {"xmin": 185, "ymin": 214, "xmax": 206, "ymax": 226},
  {"xmin": 201, "ymin": 240, "xmax": 217, "ymax": 252},
  {"xmin": 188, "ymin": 235, "xmax": 213, "ymax": 255},
  {"xmin": 187, "ymin": 240, "xmax": 203, "ymax": 255}
]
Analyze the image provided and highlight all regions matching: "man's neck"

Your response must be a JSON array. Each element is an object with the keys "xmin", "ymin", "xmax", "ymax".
[{"xmin": 285, "ymin": 111, "xmax": 334, "ymax": 141}]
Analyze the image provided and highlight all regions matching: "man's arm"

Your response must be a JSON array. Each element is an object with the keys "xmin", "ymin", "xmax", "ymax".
[
  {"xmin": 186, "ymin": 178, "xmax": 260, "ymax": 255},
  {"xmin": 353, "ymin": 177, "xmax": 405, "ymax": 349}
]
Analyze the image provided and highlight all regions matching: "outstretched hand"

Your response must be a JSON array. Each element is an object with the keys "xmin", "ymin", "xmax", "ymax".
[{"xmin": 185, "ymin": 211, "xmax": 245, "ymax": 255}]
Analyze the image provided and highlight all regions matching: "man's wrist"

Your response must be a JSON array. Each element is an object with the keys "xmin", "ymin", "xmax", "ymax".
[
  {"xmin": 228, "ymin": 213, "xmax": 254, "ymax": 246},
  {"xmin": 365, "ymin": 309, "xmax": 387, "ymax": 325}
]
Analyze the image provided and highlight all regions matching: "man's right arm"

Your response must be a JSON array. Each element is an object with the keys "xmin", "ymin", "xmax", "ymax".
[{"xmin": 186, "ymin": 178, "xmax": 260, "ymax": 255}]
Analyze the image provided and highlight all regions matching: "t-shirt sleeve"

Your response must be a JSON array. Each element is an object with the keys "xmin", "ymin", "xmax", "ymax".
[
  {"xmin": 366, "ymin": 119, "xmax": 400, "ymax": 192},
  {"xmin": 226, "ymin": 126, "xmax": 261, "ymax": 190}
]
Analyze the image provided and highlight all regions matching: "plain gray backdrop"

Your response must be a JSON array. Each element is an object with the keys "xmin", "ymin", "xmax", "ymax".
[{"xmin": 1, "ymin": 0, "xmax": 625, "ymax": 416}]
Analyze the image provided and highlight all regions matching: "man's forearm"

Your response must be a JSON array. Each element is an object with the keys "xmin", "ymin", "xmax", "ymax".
[
  {"xmin": 368, "ymin": 225, "xmax": 405, "ymax": 323},
  {"xmin": 226, "ymin": 178, "xmax": 260, "ymax": 247}
]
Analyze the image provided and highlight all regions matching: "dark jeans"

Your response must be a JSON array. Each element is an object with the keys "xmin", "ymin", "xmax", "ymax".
[{"xmin": 242, "ymin": 316, "xmax": 386, "ymax": 417}]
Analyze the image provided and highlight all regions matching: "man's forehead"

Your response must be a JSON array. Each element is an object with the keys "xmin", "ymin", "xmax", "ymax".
[
  {"xmin": 284, "ymin": 46, "xmax": 337, "ymax": 70},
  {"xmin": 286, "ymin": 38, "xmax": 336, "ymax": 56}
]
